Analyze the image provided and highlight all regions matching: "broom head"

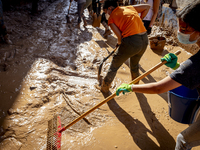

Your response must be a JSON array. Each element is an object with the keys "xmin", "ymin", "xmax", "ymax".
[{"xmin": 47, "ymin": 115, "xmax": 62, "ymax": 150}]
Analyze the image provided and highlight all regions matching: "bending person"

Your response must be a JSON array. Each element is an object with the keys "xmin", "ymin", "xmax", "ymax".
[
  {"xmin": 100, "ymin": 0, "xmax": 150, "ymax": 93},
  {"xmin": 116, "ymin": 1, "xmax": 200, "ymax": 150}
]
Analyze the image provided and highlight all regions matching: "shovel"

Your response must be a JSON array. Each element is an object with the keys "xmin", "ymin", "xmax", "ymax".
[
  {"xmin": 46, "ymin": 50, "xmax": 181, "ymax": 150},
  {"xmin": 66, "ymin": 1, "xmax": 71, "ymax": 23},
  {"xmin": 98, "ymin": 46, "xmax": 118, "ymax": 84}
]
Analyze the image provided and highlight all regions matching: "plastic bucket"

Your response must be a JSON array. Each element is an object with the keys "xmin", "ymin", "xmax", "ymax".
[
  {"xmin": 168, "ymin": 85, "xmax": 200, "ymax": 124},
  {"xmin": 149, "ymin": 36, "xmax": 166, "ymax": 53}
]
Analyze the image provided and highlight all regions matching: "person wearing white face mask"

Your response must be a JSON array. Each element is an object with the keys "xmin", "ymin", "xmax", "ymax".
[
  {"xmin": 177, "ymin": 30, "xmax": 200, "ymax": 45},
  {"xmin": 116, "ymin": 1, "xmax": 200, "ymax": 150}
]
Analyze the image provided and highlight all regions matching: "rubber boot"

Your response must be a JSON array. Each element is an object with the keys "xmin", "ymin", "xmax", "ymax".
[{"xmin": 100, "ymin": 80, "xmax": 111, "ymax": 93}]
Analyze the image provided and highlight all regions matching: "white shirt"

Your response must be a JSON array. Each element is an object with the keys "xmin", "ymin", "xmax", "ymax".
[{"xmin": 142, "ymin": 0, "xmax": 154, "ymax": 21}]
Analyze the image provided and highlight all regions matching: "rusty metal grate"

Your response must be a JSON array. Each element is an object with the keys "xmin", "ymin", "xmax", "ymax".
[{"xmin": 47, "ymin": 115, "xmax": 61, "ymax": 150}]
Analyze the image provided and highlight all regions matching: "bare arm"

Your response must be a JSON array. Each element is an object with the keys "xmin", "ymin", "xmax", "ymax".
[
  {"xmin": 149, "ymin": 0, "xmax": 160, "ymax": 27},
  {"xmin": 131, "ymin": 76, "xmax": 182, "ymax": 94},
  {"xmin": 110, "ymin": 23, "xmax": 122, "ymax": 45},
  {"xmin": 133, "ymin": 4, "xmax": 151, "ymax": 20}
]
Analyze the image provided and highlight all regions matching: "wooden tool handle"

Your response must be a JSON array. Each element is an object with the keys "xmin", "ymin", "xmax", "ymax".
[
  {"xmin": 59, "ymin": 50, "xmax": 181, "ymax": 133},
  {"xmin": 129, "ymin": 50, "xmax": 181, "ymax": 84}
]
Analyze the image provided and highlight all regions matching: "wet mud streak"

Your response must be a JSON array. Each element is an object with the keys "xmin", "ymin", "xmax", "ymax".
[{"xmin": 62, "ymin": 92, "xmax": 92, "ymax": 125}]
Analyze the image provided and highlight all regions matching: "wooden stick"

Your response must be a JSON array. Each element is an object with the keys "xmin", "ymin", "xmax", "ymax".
[
  {"xmin": 62, "ymin": 92, "xmax": 92, "ymax": 125},
  {"xmin": 59, "ymin": 50, "xmax": 181, "ymax": 133}
]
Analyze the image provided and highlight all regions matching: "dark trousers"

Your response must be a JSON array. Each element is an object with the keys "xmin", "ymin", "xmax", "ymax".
[
  {"xmin": 103, "ymin": 33, "xmax": 148, "ymax": 86},
  {"xmin": 78, "ymin": 2, "xmax": 86, "ymax": 24},
  {"xmin": 92, "ymin": 0, "xmax": 101, "ymax": 16}
]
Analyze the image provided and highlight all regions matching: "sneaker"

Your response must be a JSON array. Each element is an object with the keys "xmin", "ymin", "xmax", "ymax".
[
  {"xmin": 3, "ymin": 35, "xmax": 12, "ymax": 44},
  {"xmin": 103, "ymin": 29, "xmax": 112, "ymax": 38}
]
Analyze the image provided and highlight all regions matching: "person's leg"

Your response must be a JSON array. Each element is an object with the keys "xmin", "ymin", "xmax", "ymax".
[
  {"xmin": 129, "ymin": 33, "xmax": 148, "ymax": 82},
  {"xmin": 92, "ymin": 0, "xmax": 97, "ymax": 14},
  {"xmin": 101, "ymin": 34, "xmax": 148, "ymax": 93},
  {"xmin": 78, "ymin": 2, "xmax": 85, "ymax": 27},
  {"xmin": 101, "ymin": 44, "xmax": 131, "ymax": 93},
  {"xmin": 101, "ymin": 12, "xmax": 111, "ymax": 38},
  {"xmin": 96, "ymin": 1, "xmax": 101, "ymax": 16},
  {"xmin": 85, "ymin": 0, "xmax": 92, "ymax": 9},
  {"xmin": 175, "ymin": 119, "xmax": 200, "ymax": 150},
  {"xmin": 80, "ymin": 2, "xmax": 87, "ymax": 27}
]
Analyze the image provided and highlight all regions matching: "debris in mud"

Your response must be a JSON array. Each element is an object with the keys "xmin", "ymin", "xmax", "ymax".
[{"xmin": 30, "ymin": 86, "xmax": 37, "ymax": 91}]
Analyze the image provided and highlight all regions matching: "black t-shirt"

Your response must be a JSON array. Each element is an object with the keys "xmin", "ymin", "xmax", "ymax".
[{"xmin": 170, "ymin": 50, "xmax": 200, "ymax": 92}]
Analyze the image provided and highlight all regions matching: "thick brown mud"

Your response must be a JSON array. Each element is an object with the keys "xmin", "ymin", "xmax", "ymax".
[{"xmin": 0, "ymin": 0, "xmax": 200, "ymax": 150}]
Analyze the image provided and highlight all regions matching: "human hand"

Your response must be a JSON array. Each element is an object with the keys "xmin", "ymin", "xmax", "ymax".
[
  {"xmin": 116, "ymin": 83, "xmax": 132, "ymax": 96},
  {"xmin": 161, "ymin": 53, "xmax": 180, "ymax": 70},
  {"xmin": 147, "ymin": 27, "xmax": 152, "ymax": 35}
]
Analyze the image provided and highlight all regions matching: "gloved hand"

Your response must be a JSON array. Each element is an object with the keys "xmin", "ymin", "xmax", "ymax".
[
  {"xmin": 161, "ymin": 53, "xmax": 180, "ymax": 70},
  {"xmin": 147, "ymin": 27, "xmax": 152, "ymax": 35},
  {"xmin": 116, "ymin": 83, "xmax": 132, "ymax": 96}
]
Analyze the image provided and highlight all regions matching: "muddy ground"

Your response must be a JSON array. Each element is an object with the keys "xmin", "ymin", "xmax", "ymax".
[{"xmin": 0, "ymin": 0, "xmax": 200, "ymax": 149}]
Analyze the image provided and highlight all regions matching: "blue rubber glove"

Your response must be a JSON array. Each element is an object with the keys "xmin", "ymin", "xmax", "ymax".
[
  {"xmin": 116, "ymin": 83, "xmax": 132, "ymax": 96},
  {"xmin": 161, "ymin": 53, "xmax": 180, "ymax": 70}
]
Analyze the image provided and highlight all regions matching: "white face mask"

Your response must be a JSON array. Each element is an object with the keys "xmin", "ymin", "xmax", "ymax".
[
  {"xmin": 105, "ymin": 13, "xmax": 110, "ymax": 20},
  {"xmin": 177, "ymin": 30, "xmax": 199, "ymax": 44}
]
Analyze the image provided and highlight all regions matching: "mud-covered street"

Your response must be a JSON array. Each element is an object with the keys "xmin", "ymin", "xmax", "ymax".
[{"xmin": 0, "ymin": 0, "xmax": 200, "ymax": 149}]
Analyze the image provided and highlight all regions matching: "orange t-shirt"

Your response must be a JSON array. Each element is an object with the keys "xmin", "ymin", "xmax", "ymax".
[{"xmin": 108, "ymin": 6, "xmax": 146, "ymax": 38}]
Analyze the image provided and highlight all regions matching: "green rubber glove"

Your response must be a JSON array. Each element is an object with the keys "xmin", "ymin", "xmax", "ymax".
[
  {"xmin": 116, "ymin": 83, "xmax": 132, "ymax": 96},
  {"xmin": 161, "ymin": 53, "xmax": 180, "ymax": 70}
]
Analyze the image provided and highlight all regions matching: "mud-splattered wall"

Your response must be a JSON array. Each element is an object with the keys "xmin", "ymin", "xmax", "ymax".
[
  {"xmin": 171, "ymin": 0, "xmax": 196, "ymax": 9},
  {"xmin": 161, "ymin": 3, "xmax": 199, "ymax": 54}
]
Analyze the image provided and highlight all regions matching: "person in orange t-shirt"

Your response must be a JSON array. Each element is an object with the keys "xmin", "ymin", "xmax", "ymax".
[{"xmin": 100, "ymin": 0, "xmax": 150, "ymax": 93}]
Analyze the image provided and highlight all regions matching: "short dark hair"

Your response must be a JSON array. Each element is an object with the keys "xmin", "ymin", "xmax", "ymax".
[
  {"xmin": 176, "ymin": 0, "xmax": 200, "ymax": 32},
  {"xmin": 103, "ymin": 0, "xmax": 118, "ymax": 10}
]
